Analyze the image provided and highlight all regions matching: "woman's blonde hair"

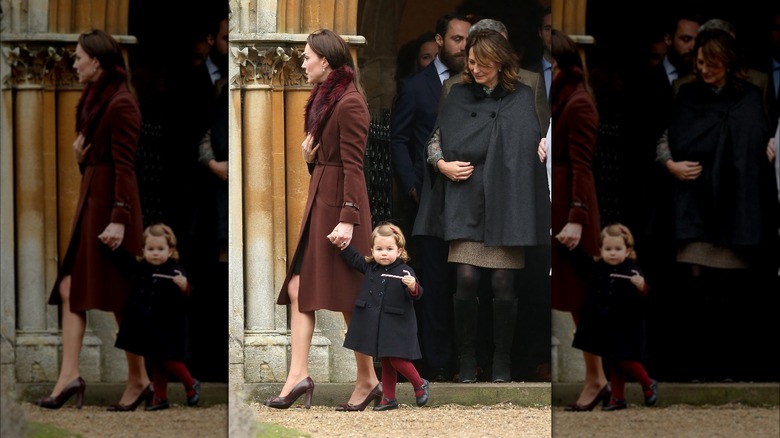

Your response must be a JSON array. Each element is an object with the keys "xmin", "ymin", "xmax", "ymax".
[
  {"xmin": 365, "ymin": 221, "xmax": 410, "ymax": 263},
  {"xmin": 138, "ymin": 223, "xmax": 180, "ymax": 262},
  {"xmin": 596, "ymin": 223, "xmax": 637, "ymax": 261}
]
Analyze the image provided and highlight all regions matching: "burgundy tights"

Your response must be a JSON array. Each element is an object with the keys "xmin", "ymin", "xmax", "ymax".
[
  {"xmin": 380, "ymin": 357, "xmax": 425, "ymax": 401},
  {"xmin": 609, "ymin": 360, "xmax": 653, "ymax": 401},
  {"xmin": 152, "ymin": 360, "xmax": 196, "ymax": 400}
]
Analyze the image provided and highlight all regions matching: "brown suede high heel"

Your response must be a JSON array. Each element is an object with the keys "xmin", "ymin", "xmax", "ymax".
[
  {"xmin": 38, "ymin": 377, "xmax": 86, "ymax": 409},
  {"xmin": 265, "ymin": 377, "xmax": 314, "ymax": 409},
  {"xmin": 107, "ymin": 383, "xmax": 154, "ymax": 412},
  {"xmin": 335, "ymin": 383, "xmax": 383, "ymax": 412}
]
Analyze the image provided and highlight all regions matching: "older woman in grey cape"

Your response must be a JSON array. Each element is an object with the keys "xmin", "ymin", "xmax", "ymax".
[{"xmin": 413, "ymin": 29, "xmax": 550, "ymax": 383}]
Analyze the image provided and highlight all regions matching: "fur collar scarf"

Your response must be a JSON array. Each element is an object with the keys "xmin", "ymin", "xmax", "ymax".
[
  {"xmin": 304, "ymin": 65, "xmax": 355, "ymax": 144},
  {"xmin": 550, "ymin": 66, "xmax": 586, "ymax": 117},
  {"xmin": 76, "ymin": 68, "xmax": 127, "ymax": 143}
]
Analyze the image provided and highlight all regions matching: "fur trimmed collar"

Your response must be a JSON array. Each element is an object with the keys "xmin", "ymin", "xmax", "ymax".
[
  {"xmin": 550, "ymin": 66, "xmax": 585, "ymax": 117},
  {"xmin": 304, "ymin": 65, "xmax": 355, "ymax": 144},
  {"xmin": 76, "ymin": 69, "xmax": 127, "ymax": 143}
]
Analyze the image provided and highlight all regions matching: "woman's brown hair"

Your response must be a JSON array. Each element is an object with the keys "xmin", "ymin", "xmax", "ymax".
[
  {"xmin": 307, "ymin": 28, "xmax": 366, "ymax": 100},
  {"xmin": 462, "ymin": 29, "xmax": 520, "ymax": 92}
]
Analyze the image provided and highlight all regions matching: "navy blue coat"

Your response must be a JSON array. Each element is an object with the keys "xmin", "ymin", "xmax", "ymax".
[
  {"xmin": 572, "ymin": 259, "xmax": 648, "ymax": 361},
  {"xmin": 115, "ymin": 259, "xmax": 191, "ymax": 361},
  {"xmin": 339, "ymin": 246, "xmax": 423, "ymax": 360},
  {"xmin": 390, "ymin": 61, "xmax": 443, "ymax": 198}
]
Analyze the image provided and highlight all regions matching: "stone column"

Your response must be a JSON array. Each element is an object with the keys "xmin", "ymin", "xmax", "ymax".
[
  {"xmin": 12, "ymin": 84, "xmax": 56, "ymax": 381},
  {"xmin": 54, "ymin": 86, "xmax": 107, "ymax": 385},
  {"xmin": 2, "ymin": 0, "xmax": 135, "ymax": 383},
  {"xmin": 1, "ymin": 86, "xmax": 17, "ymax": 386},
  {"xmin": 226, "ymin": 85, "xmax": 248, "ymax": 396},
  {"xmin": 232, "ymin": 0, "xmax": 366, "ymax": 384}
]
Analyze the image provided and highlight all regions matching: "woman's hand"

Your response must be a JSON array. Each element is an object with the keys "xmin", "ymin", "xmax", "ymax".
[
  {"xmin": 327, "ymin": 222, "xmax": 354, "ymax": 249},
  {"xmin": 302, "ymin": 133, "xmax": 320, "ymax": 164},
  {"xmin": 436, "ymin": 159, "xmax": 474, "ymax": 182},
  {"xmin": 555, "ymin": 222, "xmax": 582, "ymax": 251},
  {"xmin": 665, "ymin": 159, "xmax": 702, "ymax": 181},
  {"xmin": 768, "ymin": 137, "xmax": 776, "ymax": 163},
  {"xmin": 208, "ymin": 160, "xmax": 229, "ymax": 181},
  {"xmin": 73, "ymin": 133, "xmax": 92, "ymax": 163},
  {"xmin": 537, "ymin": 137, "xmax": 547, "ymax": 163},
  {"xmin": 98, "ymin": 222, "xmax": 126, "ymax": 251}
]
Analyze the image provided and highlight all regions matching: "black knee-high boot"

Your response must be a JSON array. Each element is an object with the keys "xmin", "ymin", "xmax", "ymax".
[
  {"xmin": 454, "ymin": 297, "xmax": 479, "ymax": 383},
  {"xmin": 492, "ymin": 299, "xmax": 518, "ymax": 382}
]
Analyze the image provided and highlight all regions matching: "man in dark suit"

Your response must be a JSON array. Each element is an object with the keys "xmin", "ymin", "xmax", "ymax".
[
  {"xmin": 170, "ymin": 14, "xmax": 230, "ymax": 382},
  {"xmin": 390, "ymin": 13, "xmax": 471, "ymax": 382},
  {"xmin": 525, "ymin": 7, "xmax": 552, "ymax": 102},
  {"xmin": 623, "ymin": 12, "xmax": 702, "ymax": 382},
  {"xmin": 767, "ymin": 7, "xmax": 780, "ymax": 134}
]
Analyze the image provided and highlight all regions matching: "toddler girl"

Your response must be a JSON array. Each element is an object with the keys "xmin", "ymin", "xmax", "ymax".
[
  {"xmin": 330, "ymin": 222, "xmax": 429, "ymax": 411},
  {"xmin": 115, "ymin": 223, "xmax": 201, "ymax": 410},
  {"xmin": 572, "ymin": 223, "xmax": 658, "ymax": 410}
]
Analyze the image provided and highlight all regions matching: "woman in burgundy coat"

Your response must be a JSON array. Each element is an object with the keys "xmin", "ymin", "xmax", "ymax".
[
  {"xmin": 549, "ymin": 30, "xmax": 610, "ymax": 411},
  {"xmin": 38, "ymin": 30, "xmax": 151, "ymax": 411},
  {"xmin": 265, "ymin": 29, "xmax": 380, "ymax": 411}
]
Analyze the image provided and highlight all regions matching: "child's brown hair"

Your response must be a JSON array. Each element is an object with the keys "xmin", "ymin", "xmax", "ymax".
[
  {"xmin": 596, "ymin": 223, "xmax": 637, "ymax": 261},
  {"xmin": 138, "ymin": 223, "xmax": 180, "ymax": 262},
  {"xmin": 365, "ymin": 221, "xmax": 410, "ymax": 263}
]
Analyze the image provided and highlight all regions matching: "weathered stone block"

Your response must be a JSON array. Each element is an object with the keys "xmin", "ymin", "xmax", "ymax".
[
  {"xmin": 552, "ymin": 309, "xmax": 584, "ymax": 383},
  {"xmin": 14, "ymin": 333, "xmax": 102, "ymax": 383},
  {"xmin": 244, "ymin": 332, "xmax": 332, "ymax": 383}
]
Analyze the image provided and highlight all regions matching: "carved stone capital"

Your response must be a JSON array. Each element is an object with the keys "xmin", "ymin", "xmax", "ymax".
[
  {"xmin": 1, "ymin": 42, "xmax": 78, "ymax": 88},
  {"xmin": 230, "ymin": 44, "xmax": 308, "ymax": 88}
]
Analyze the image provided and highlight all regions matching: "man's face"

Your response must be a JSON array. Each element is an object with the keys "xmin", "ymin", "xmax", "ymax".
[
  {"xmin": 540, "ymin": 13, "xmax": 552, "ymax": 54},
  {"xmin": 770, "ymin": 13, "xmax": 780, "ymax": 59},
  {"xmin": 215, "ymin": 19, "xmax": 229, "ymax": 57},
  {"xmin": 437, "ymin": 18, "xmax": 471, "ymax": 73},
  {"xmin": 666, "ymin": 19, "xmax": 699, "ymax": 69}
]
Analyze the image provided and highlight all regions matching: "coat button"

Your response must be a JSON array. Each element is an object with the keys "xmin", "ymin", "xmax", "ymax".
[
  {"xmin": 471, "ymin": 112, "xmax": 477, "ymax": 117},
  {"xmin": 491, "ymin": 112, "xmax": 496, "ymax": 118}
]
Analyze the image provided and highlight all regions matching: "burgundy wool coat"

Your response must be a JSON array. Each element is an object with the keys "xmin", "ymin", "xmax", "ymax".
[
  {"xmin": 277, "ymin": 80, "xmax": 372, "ymax": 312},
  {"xmin": 49, "ymin": 83, "xmax": 144, "ymax": 314},
  {"xmin": 550, "ymin": 80, "xmax": 601, "ymax": 318}
]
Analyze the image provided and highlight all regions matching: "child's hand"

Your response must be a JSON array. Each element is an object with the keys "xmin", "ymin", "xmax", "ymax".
[
  {"xmin": 326, "ymin": 232, "xmax": 345, "ymax": 250},
  {"xmin": 173, "ymin": 270, "xmax": 188, "ymax": 292},
  {"xmin": 402, "ymin": 274, "xmax": 416, "ymax": 291},
  {"xmin": 629, "ymin": 271, "xmax": 645, "ymax": 291}
]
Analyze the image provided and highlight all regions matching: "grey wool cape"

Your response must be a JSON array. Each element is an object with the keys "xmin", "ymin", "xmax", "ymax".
[{"xmin": 413, "ymin": 81, "xmax": 551, "ymax": 246}]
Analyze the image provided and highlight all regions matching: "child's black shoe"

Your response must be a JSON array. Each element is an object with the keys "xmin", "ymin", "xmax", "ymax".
[{"xmin": 602, "ymin": 399, "xmax": 627, "ymax": 411}]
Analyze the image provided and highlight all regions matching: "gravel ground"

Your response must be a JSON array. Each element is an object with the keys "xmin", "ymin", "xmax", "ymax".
[
  {"xmin": 253, "ymin": 402, "xmax": 780, "ymax": 438},
  {"xmin": 254, "ymin": 402, "xmax": 551, "ymax": 437},
  {"xmin": 11, "ymin": 399, "xmax": 780, "ymax": 437},
  {"xmin": 18, "ymin": 402, "xmax": 229, "ymax": 437},
  {"xmin": 552, "ymin": 403, "xmax": 780, "ymax": 438}
]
